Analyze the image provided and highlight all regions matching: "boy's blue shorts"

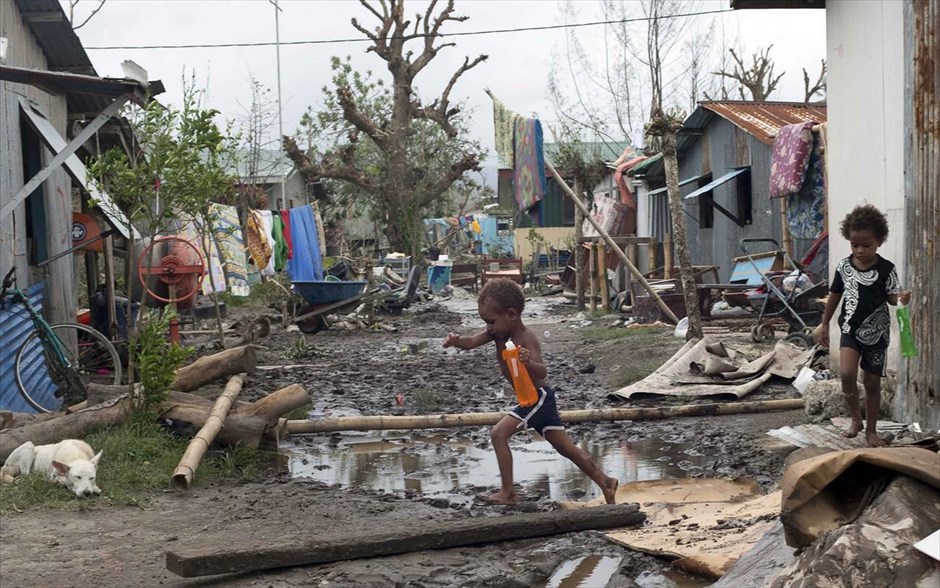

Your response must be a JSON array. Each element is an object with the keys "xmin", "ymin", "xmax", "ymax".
[
  {"xmin": 840, "ymin": 333, "xmax": 887, "ymax": 377},
  {"xmin": 508, "ymin": 386, "xmax": 565, "ymax": 436}
]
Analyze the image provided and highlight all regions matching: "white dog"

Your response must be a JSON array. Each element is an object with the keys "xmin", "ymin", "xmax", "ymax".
[{"xmin": 1, "ymin": 439, "xmax": 102, "ymax": 497}]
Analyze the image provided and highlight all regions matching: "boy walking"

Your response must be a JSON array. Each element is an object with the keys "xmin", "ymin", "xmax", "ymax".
[
  {"xmin": 815, "ymin": 205, "xmax": 911, "ymax": 447},
  {"xmin": 444, "ymin": 278, "xmax": 619, "ymax": 505}
]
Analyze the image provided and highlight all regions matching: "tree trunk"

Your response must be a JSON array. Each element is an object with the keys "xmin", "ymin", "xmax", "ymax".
[
  {"xmin": 661, "ymin": 129, "xmax": 704, "ymax": 339},
  {"xmin": 285, "ymin": 398, "xmax": 805, "ymax": 434},
  {"xmin": 234, "ymin": 384, "xmax": 309, "ymax": 425},
  {"xmin": 166, "ymin": 503, "xmax": 646, "ymax": 578},
  {"xmin": 172, "ymin": 345, "xmax": 257, "ymax": 392}
]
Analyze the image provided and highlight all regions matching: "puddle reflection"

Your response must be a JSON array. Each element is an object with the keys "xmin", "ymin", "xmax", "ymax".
[
  {"xmin": 286, "ymin": 432, "xmax": 707, "ymax": 502},
  {"xmin": 539, "ymin": 555, "xmax": 622, "ymax": 588}
]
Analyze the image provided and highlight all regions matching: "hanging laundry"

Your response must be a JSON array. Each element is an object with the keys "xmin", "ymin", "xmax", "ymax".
[
  {"xmin": 209, "ymin": 204, "xmax": 249, "ymax": 296},
  {"xmin": 280, "ymin": 209, "xmax": 293, "ymax": 260},
  {"xmin": 287, "ymin": 205, "xmax": 324, "ymax": 282},
  {"xmin": 311, "ymin": 201, "xmax": 327, "ymax": 258},
  {"xmin": 787, "ymin": 133, "xmax": 826, "ymax": 239},
  {"xmin": 271, "ymin": 213, "xmax": 289, "ymax": 272},
  {"xmin": 256, "ymin": 210, "xmax": 277, "ymax": 277},
  {"xmin": 246, "ymin": 209, "xmax": 273, "ymax": 272},
  {"xmin": 491, "ymin": 93, "xmax": 519, "ymax": 169},
  {"xmin": 769, "ymin": 121, "xmax": 816, "ymax": 199},
  {"xmin": 513, "ymin": 116, "xmax": 548, "ymax": 213}
]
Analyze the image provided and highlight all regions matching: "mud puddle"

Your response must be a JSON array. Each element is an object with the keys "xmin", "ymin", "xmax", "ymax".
[{"xmin": 286, "ymin": 431, "xmax": 707, "ymax": 503}]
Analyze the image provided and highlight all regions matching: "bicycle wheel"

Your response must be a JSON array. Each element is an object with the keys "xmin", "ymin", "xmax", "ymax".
[{"xmin": 14, "ymin": 323, "xmax": 122, "ymax": 413}]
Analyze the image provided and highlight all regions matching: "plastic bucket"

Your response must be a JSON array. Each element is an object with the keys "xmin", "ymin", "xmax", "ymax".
[{"xmin": 427, "ymin": 259, "xmax": 453, "ymax": 295}]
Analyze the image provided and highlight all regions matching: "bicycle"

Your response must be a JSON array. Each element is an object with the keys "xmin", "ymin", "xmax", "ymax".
[{"xmin": 1, "ymin": 267, "xmax": 122, "ymax": 413}]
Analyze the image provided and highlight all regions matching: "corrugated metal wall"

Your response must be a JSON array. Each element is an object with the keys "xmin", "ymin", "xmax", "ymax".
[
  {"xmin": 898, "ymin": 0, "xmax": 939, "ymax": 428},
  {"xmin": 0, "ymin": 281, "xmax": 58, "ymax": 413}
]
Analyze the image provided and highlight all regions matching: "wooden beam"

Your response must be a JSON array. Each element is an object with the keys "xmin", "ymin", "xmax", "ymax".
[{"xmin": 166, "ymin": 503, "xmax": 646, "ymax": 578}]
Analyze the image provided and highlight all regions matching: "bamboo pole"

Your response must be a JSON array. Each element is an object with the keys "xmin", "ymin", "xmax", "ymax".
[
  {"xmin": 548, "ymin": 162, "xmax": 679, "ymax": 323},
  {"xmin": 284, "ymin": 398, "xmax": 804, "ymax": 435},
  {"xmin": 171, "ymin": 374, "xmax": 245, "ymax": 491}
]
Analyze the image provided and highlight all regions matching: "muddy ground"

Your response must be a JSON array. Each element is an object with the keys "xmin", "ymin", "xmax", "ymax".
[{"xmin": 0, "ymin": 289, "xmax": 808, "ymax": 587}]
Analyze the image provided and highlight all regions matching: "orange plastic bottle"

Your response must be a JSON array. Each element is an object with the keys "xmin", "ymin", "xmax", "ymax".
[{"xmin": 502, "ymin": 339, "xmax": 539, "ymax": 407}]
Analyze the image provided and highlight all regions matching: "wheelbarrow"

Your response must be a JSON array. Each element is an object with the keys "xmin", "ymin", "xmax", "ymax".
[{"xmin": 292, "ymin": 280, "xmax": 372, "ymax": 334}]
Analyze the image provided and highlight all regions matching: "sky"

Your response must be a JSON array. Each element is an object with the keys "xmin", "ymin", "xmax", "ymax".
[{"xmin": 66, "ymin": 0, "xmax": 826, "ymax": 167}]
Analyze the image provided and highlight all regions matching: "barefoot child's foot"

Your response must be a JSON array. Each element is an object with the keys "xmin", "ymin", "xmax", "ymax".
[
  {"xmin": 602, "ymin": 477, "xmax": 619, "ymax": 505},
  {"xmin": 484, "ymin": 490, "xmax": 518, "ymax": 505},
  {"xmin": 866, "ymin": 431, "xmax": 888, "ymax": 447},
  {"xmin": 842, "ymin": 419, "xmax": 863, "ymax": 438}
]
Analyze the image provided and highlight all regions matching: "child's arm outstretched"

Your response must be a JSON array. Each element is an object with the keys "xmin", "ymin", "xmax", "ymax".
[{"xmin": 443, "ymin": 331, "xmax": 492, "ymax": 350}]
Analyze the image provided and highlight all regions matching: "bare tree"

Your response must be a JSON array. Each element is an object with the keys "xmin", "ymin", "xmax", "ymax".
[
  {"xmin": 285, "ymin": 0, "xmax": 487, "ymax": 257},
  {"xmin": 644, "ymin": 0, "xmax": 703, "ymax": 339},
  {"xmin": 713, "ymin": 45, "xmax": 785, "ymax": 101},
  {"xmin": 68, "ymin": 0, "xmax": 107, "ymax": 30},
  {"xmin": 803, "ymin": 59, "xmax": 827, "ymax": 103}
]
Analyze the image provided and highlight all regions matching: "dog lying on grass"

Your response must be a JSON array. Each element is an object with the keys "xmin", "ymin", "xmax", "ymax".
[{"xmin": 1, "ymin": 439, "xmax": 102, "ymax": 497}]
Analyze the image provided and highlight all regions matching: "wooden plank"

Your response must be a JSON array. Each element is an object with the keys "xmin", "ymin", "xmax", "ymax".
[{"xmin": 166, "ymin": 503, "xmax": 646, "ymax": 578}]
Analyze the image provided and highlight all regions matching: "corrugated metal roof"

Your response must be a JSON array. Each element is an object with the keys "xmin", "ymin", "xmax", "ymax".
[
  {"xmin": 638, "ymin": 101, "xmax": 827, "ymax": 178},
  {"xmin": 0, "ymin": 282, "xmax": 59, "ymax": 414},
  {"xmin": 696, "ymin": 101, "xmax": 827, "ymax": 145}
]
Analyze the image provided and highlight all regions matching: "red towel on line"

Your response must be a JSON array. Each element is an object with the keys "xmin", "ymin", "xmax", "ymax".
[{"xmin": 280, "ymin": 209, "xmax": 293, "ymax": 260}]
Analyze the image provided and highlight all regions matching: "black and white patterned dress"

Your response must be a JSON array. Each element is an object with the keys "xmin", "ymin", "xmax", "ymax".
[{"xmin": 830, "ymin": 255, "xmax": 900, "ymax": 348}]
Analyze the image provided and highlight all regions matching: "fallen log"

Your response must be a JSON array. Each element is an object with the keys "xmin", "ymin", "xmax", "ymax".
[
  {"xmin": 166, "ymin": 503, "xmax": 645, "ymax": 578},
  {"xmin": 172, "ymin": 374, "xmax": 245, "ymax": 491},
  {"xmin": 160, "ymin": 392, "xmax": 268, "ymax": 449},
  {"xmin": 233, "ymin": 384, "xmax": 308, "ymax": 423},
  {"xmin": 0, "ymin": 396, "xmax": 135, "ymax": 461},
  {"xmin": 285, "ymin": 399, "xmax": 805, "ymax": 434},
  {"xmin": 172, "ymin": 345, "xmax": 257, "ymax": 393}
]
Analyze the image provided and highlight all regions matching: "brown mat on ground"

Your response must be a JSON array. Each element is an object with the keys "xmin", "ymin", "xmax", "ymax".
[
  {"xmin": 561, "ymin": 478, "xmax": 777, "ymax": 579},
  {"xmin": 781, "ymin": 446, "xmax": 940, "ymax": 548}
]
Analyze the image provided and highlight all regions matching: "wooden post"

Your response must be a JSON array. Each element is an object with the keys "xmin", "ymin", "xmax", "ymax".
[
  {"xmin": 172, "ymin": 374, "xmax": 245, "ymax": 491},
  {"xmin": 103, "ymin": 235, "xmax": 117, "ymax": 340},
  {"xmin": 597, "ymin": 243, "xmax": 609, "ymax": 310},
  {"xmin": 647, "ymin": 238, "xmax": 657, "ymax": 277},
  {"xmin": 166, "ymin": 504, "xmax": 646, "ymax": 578},
  {"xmin": 284, "ymin": 399, "xmax": 805, "ymax": 435},
  {"xmin": 663, "ymin": 233, "xmax": 674, "ymax": 279},
  {"xmin": 780, "ymin": 198, "xmax": 793, "ymax": 260},
  {"xmin": 547, "ymin": 163, "xmax": 678, "ymax": 323},
  {"xmin": 574, "ymin": 179, "xmax": 585, "ymax": 311},
  {"xmin": 589, "ymin": 243, "xmax": 597, "ymax": 312}
]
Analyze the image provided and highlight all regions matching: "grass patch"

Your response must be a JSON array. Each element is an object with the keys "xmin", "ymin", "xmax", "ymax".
[
  {"xmin": 282, "ymin": 402, "xmax": 313, "ymax": 421},
  {"xmin": 0, "ymin": 418, "xmax": 265, "ymax": 513},
  {"xmin": 412, "ymin": 388, "xmax": 448, "ymax": 414},
  {"xmin": 612, "ymin": 357, "xmax": 669, "ymax": 388}
]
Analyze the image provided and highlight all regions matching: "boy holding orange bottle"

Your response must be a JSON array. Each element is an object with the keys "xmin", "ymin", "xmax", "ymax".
[{"xmin": 443, "ymin": 278, "xmax": 619, "ymax": 505}]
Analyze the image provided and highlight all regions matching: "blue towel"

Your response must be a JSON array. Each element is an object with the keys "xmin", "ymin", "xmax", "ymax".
[{"xmin": 286, "ymin": 205, "xmax": 324, "ymax": 281}]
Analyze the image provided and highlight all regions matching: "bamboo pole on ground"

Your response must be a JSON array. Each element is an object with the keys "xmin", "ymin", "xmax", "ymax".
[
  {"xmin": 547, "ymin": 162, "xmax": 679, "ymax": 323},
  {"xmin": 284, "ymin": 398, "xmax": 804, "ymax": 435},
  {"xmin": 171, "ymin": 374, "xmax": 245, "ymax": 491}
]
